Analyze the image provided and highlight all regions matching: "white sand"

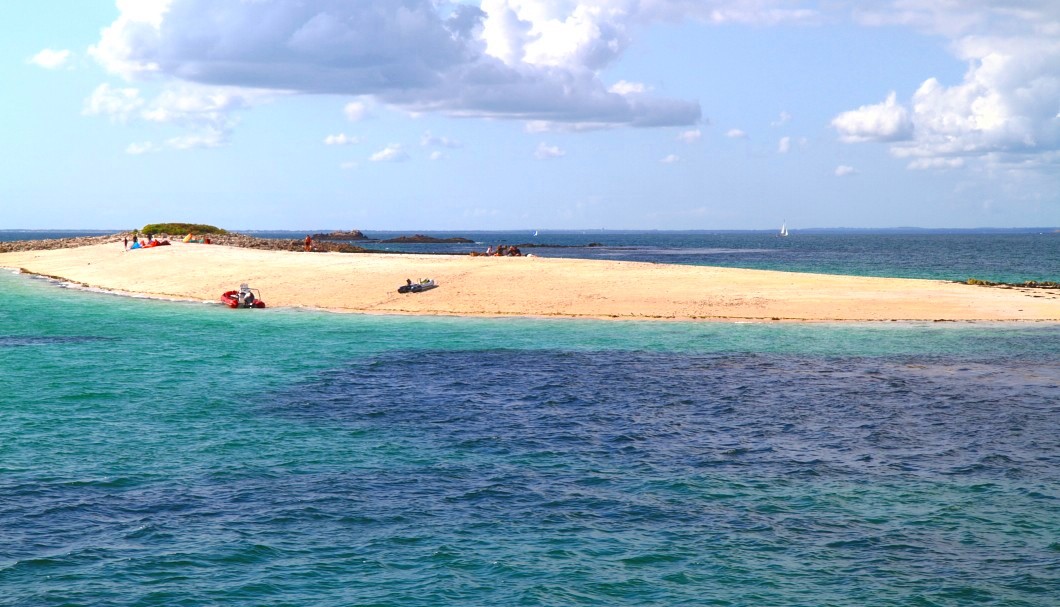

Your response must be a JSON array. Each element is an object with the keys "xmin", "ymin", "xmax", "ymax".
[{"xmin": 2, "ymin": 241, "xmax": 1057, "ymax": 322}]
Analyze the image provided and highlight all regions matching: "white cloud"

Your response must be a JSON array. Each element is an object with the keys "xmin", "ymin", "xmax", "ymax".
[
  {"xmin": 429, "ymin": 150, "xmax": 446, "ymax": 161},
  {"xmin": 660, "ymin": 154, "xmax": 680, "ymax": 163},
  {"xmin": 344, "ymin": 101, "xmax": 368, "ymax": 122},
  {"xmin": 139, "ymin": 86, "xmax": 253, "ymax": 127},
  {"xmin": 88, "ymin": 0, "xmax": 701, "ymax": 129},
  {"xmin": 609, "ymin": 80, "xmax": 649, "ymax": 95},
  {"xmin": 84, "ymin": 82, "xmax": 263, "ymax": 150},
  {"xmin": 29, "ymin": 48, "xmax": 72, "ymax": 70},
  {"xmin": 832, "ymin": 91, "xmax": 912, "ymax": 143},
  {"xmin": 535, "ymin": 142, "xmax": 565, "ymax": 159},
  {"xmin": 837, "ymin": 3, "xmax": 1060, "ymax": 170},
  {"xmin": 324, "ymin": 134, "xmax": 360, "ymax": 145},
  {"xmin": 907, "ymin": 157, "xmax": 965, "ymax": 170},
  {"xmin": 677, "ymin": 129, "xmax": 702, "ymax": 143},
  {"xmin": 777, "ymin": 136, "xmax": 791, "ymax": 153},
  {"xmin": 82, "ymin": 84, "xmax": 144, "ymax": 121},
  {"xmin": 771, "ymin": 111, "xmax": 792, "ymax": 126},
  {"xmin": 725, "ymin": 128, "xmax": 748, "ymax": 139},
  {"xmin": 370, "ymin": 144, "xmax": 409, "ymax": 162},
  {"xmin": 835, "ymin": 165, "xmax": 858, "ymax": 177},
  {"xmin": 421, "ymin": 131, "xmax": 462, "ymax": 148}
]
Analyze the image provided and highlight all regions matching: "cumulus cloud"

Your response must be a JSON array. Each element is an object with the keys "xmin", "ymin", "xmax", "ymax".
[
  {"xmin": 535, "ymin": 142, "xmax": 565, "ymax": 159},
  {"xmin": 836, "ymin": 2, "xmax": 1060, "ymax": 169},
  {"xmin": 777, "ymin": 136, "xmax": 791, "ymax": 153},
  {"xmin": 771, "ymin": 110, "xmax": 792, "ymax": 126},
  {"xmin": 832, "ymin": 91, "xmax": 912, "ymax": 143},
  {"xmin": 660, "ymin": 154, "xmax": 680, "ymax": 163},
  {"xmin": 677, "ymin": 129, "xmax": 702, "ymax": 143},
  {"xmin": 370, "ymin": 144, "xmax": 409, "ymax": 162},
  {"xmin": 324, "ymin": 134, "xmax": 359, "ymax": 145},
  {"xmin": 88, "ymin": 0, "xmax": 703, "ymax": 130},
  {"xmin": 29, "ymin": 48, "xmax": 72, "ymax": 70},
  {"xmin": 835, "ymin": 165, "xmax": 858, "ymax": 177},
  {"xmin": 725, "ymin": 128, "xmax": 748, "ymax": 139}
]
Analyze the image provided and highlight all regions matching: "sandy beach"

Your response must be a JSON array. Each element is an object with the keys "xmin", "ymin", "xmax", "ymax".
[{"xmin": 1, "ymin": 241, "xmax": 1057, "ymax": 322}]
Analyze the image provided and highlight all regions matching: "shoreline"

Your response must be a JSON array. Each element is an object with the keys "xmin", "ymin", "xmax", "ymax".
[{"xmin": 2, "ymin": 240, "xmax": 1057, "ymax": 323}]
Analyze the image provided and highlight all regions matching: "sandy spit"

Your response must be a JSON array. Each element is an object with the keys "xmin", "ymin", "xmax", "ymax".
[{"xmin": 1, "ymin": 241, "xmax": 1057, "ymax": 322}]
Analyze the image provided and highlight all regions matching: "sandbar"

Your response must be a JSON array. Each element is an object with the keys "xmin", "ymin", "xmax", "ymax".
[{"xmin": 2, "ymin": 241, "xmax": 1057, "ymax": 322}]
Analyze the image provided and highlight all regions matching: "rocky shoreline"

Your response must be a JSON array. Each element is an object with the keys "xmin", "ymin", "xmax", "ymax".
[{"xmin": 0, "ymin": 232, "xmax": 373, "ymax": 254}]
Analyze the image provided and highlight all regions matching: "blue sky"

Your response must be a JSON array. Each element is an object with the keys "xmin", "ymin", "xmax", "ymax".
[{"xmin": 3, "ymin": 1, "xmax": 1059, "ymax": 230}]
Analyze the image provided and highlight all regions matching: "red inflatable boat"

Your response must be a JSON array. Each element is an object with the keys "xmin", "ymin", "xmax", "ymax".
[{"xmin": 221, "ymin": 284, "xmax": 265, "ymax": 308}]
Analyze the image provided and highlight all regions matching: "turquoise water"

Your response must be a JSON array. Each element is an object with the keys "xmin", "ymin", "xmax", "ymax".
[{"xmin": 1, "ymin": 271, "xmax": 1058, "ymax": 606}]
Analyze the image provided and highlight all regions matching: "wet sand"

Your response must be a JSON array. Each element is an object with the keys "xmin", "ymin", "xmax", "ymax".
[{"xmin": 2, "ymin": 241, "xmax": 1057, "ymax": 322}]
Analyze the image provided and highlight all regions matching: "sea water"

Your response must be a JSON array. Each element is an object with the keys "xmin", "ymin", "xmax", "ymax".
[{"xmin": 0, "ymin": 270, "xmax": 1057, "ymax": 606}]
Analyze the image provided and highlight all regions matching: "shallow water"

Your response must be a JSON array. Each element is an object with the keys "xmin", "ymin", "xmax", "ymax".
[{"xmin": 0, "ymin": 272, "xmax": 1058, "ymax": 606}]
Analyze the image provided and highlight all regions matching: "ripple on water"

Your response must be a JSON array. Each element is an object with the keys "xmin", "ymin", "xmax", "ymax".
[{"xmin": 3, "ymin": 347, "xmax": 1058, "ymax": 606}]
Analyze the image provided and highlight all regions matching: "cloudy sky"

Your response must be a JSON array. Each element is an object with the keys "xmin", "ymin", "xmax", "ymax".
[{"xmin": 4, "ymin": 0, "xmax": 1060, "ymax": 230}]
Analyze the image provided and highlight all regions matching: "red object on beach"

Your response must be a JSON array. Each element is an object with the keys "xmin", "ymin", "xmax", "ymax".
[{"xmin": 221, "ymin": 287, "xmax": 265, "ymax": 308}]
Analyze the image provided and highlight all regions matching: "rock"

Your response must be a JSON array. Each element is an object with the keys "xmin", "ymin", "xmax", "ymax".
[
  {"xmin": 378, "ymin": 235, "xmax": 475, "ymax": 244},
  {"xmin": 311, "ymin": 230, "xmax": 368, "ymax": 240}
]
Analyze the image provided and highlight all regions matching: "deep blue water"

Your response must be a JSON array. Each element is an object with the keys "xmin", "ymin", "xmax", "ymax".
[
  {"xmin": 0, "ymin": 269, "xmax": 1058, "ymax": 606},
  {"xmin": 4, "ymin": 229, "xmax": 1058, "ymax": 283}
]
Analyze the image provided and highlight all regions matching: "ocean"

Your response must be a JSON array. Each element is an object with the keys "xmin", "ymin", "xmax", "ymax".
[{"xmin": 1, "ymin": 232, "xmax": 1058, "ymax": 606}]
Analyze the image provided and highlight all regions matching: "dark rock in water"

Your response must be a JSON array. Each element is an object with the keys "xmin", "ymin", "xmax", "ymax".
[
  {"xmin": 379, "ymin": 235, "xmax": 475, "ymax": 244},
  {"xmin": 311, "ymin": 230, "xmax": 368, "ymax": 241},
  {"xmin": 503, "ymin": 242, "xmax": 607, "ymax": 249}
]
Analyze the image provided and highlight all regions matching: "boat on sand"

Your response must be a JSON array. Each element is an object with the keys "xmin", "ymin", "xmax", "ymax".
[
  {"xmin": 222, "ymin": 283, "xmax": 265, "ymax": 308},
  {"xmin": 398, "ymin": 278, "xmax": 437, "ymax": 294}
]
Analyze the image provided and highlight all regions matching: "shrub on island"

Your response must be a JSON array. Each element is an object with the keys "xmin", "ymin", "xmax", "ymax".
[{"xmin": 141, "ymin": 223, "xmax": 228, "ymax": 236}]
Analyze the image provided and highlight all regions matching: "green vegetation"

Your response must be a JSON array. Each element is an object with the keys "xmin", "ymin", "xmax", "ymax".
[
  {"xmin": 965, "ymin": 278, "xmax": 1059, "ymax": 288},
  {"xmin": 141, "ymin": 223, "xmax": 228, "ymax": 236}
]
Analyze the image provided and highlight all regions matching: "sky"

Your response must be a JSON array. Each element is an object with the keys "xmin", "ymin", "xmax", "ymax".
[{"xmin": 2, "ymin": 0, "xmax": 1059, "ymax": 230}]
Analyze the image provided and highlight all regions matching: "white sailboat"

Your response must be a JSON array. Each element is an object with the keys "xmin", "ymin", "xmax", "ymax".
[{"xmin": 778, "ymin": 221, "xmax": 789, "ymax": 237}]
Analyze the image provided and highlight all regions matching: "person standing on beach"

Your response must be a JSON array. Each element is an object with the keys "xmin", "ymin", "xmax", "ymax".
[
  {"xmin": 123, "ymin": 236, "xmax": 128, "ymax": 250},
  {"xmin": 304, "ymin": 235, "xmax": 312, "ymax": 252}
]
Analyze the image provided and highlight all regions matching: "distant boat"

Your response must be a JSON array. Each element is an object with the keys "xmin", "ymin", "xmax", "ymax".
[
  {"xmin": 778, "ymin": 222, "xmax": 789, "ymax": 237},
  {"xmin": 533, "ymin": 230, "xmax": 539, "ymax": 237}
]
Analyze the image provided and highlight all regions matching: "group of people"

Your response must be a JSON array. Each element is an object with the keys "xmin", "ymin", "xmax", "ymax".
[
  {"xmin": 477, "ymin": 244, "xmax": 523, "ymax": 257},
  {"xmin": 124, "ymin": 234, "xmax": 173, "ymax": 250}
]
